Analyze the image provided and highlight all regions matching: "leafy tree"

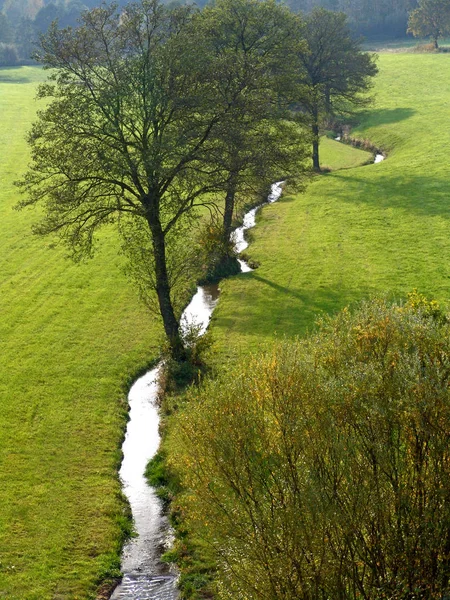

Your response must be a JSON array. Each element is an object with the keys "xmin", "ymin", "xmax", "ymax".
[
  {"xmin": 295, "ymin": 8, "xmax": 378, "ymax": 171},
  {"xmin": 195, "ymin": 0, "xmax": 308, "ymax": 264},
  {"xmin": 172, "ymin": 295, "xmax": 450, "ymax": 599},
  {"xmin": 407, "ymin": 0, "xmax": 450, "ymax": 49},
  {"xmin": 16, "ymin": 0, "xmax": 237, "ymax": 359}
]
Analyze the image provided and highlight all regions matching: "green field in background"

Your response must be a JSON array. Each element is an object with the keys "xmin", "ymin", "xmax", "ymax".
[{"xmin": 211, "ymin": 54, "xmax": 450, "ymax": 356}]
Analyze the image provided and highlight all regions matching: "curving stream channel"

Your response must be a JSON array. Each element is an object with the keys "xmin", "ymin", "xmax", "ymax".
[
  {"xmin": 111, "ymin": 182, "xmax": 284, "ymax": 600},
  {"xmin": 110, "ymin": 151, "xmax": 384, "ymax": 598}
]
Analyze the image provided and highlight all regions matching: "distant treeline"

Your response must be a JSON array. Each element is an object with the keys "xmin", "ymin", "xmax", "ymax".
[
  {"xmin": 0, "ymin": 0, "xmax": 130, "ymax": 65},
  {"xmin": 0, "ymin": 0, "xmax": 418, "ymax": 66},
  {"xmin": 285, "ymin": 0, "xmax": 419, "ymax": 38}
]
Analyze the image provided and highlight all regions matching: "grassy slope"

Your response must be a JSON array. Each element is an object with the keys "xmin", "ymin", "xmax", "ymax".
[
  {"xmin": 0, "ymin": 67, "xmax": 162, "ymax": 599},
  {"xmin": 211, "ymin": 54, "xmax": 450, "ymax": 355},
  {"xmin": 320, "ymin": 136, "xmax": 372, "ymax": 171}
]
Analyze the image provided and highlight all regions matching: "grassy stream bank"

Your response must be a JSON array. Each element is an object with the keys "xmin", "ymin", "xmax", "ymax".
[
  {"xmin": 157, "ymin": 53, "xmax": 450, "ymax": 598},
  {"xmin": 1, "ymin": 52, "xmax": 450, "ymax": 598},
  {"xmin": 0, "ymin": 67, "xmax": 162, "ymax": 599}
]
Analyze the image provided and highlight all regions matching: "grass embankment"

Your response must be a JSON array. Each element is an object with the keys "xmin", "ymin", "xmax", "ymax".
[
  {"xmin": 319, "ymin": 136, "xmax": 372, "ymax": 171},
  {"xmin": 160, "ymin": 52, "xmax": 450, "ymax": 599},
  {"xmin": 210, "ymin": 53, "xmax": 450, "ymax": 356},
  {"xmin": 0, "ymin": 67, "xmax": 162, "ymax": 599}
]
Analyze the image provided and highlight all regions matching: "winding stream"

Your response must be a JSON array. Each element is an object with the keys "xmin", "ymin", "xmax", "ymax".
[
  {"xmin": 111, "ymin": 182, "xmax": 283, "ymax": 599},
  {"xmin": 110, "ymin": 151, "xmax": 385, "ymax": 598}
]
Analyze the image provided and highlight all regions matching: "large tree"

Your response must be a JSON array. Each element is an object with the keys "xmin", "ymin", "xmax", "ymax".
[
  {"xmin": 16, "ymin": 0, "xmax": 233, "ymax": 359},
  {"xmin": 296, "ymin": 8, "xmax": 378, "ymax": 171},
  {"xmin": 407, "ymin": 0, "xmax": 450, "ymax": 49},
  {"xmin": 195, "ymin": 0, "xmax": 308, "ymax": 256}
]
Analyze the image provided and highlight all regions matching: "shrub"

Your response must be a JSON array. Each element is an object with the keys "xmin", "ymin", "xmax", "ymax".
[
  {"xmin": 171, "ymin": 296, "xmax": 450, "ymax": 599},
  {"xmin": 159, "ymin": 322, "xmax": 215, "ymax": 395},
  {"xmin": 197, "ymin": 219, "xmax": 241, "ymax": 284}
]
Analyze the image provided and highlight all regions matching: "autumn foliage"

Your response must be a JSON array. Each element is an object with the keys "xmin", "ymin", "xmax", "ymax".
[{"xmin": 171, "ymin": 294, "xmax": 450, "ymax": 599}]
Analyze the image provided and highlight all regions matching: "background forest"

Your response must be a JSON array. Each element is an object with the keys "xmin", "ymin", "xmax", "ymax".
[{"xmin": 0, "ymin": 0, "xmax": 419, "ymax": 66}]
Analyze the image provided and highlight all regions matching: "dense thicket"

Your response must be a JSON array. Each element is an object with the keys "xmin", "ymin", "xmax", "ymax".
[
  {"xmin": 171, "ymin": 294, "xmax": 450, "ymax": 599},
  {"xmin": 0, "ymin": 0, "xmax": 131, "ymax": 64},
  {"xmin": 0, "ymin": 0, "xmax": 423, "ymax": 65}
]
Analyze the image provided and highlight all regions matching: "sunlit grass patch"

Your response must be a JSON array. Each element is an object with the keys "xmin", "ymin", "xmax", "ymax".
[
  {"xmin": 0, "ymin": 66, "xmax": 162, "ymax": 599},
  {"xmin": 211, "ymin": 54, "xmax": 450, "ymax": 355},
  {"xmin": 319, "ymin": 136, "xmax": 373, "ymax": 170}
]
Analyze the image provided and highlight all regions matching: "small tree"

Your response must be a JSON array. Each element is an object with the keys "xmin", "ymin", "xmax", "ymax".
[
  {"xmin": 296, "ymin": 9, "xmax": 378, "ymax": 171},
  {"xmin": 407, "ymin": 0, "xmax": 450, "ymax": 49}
]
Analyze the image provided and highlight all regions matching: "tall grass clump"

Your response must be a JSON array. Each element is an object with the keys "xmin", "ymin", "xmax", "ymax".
[{"xmin": 170, "ymin": 294, "xmax": 450, "ymax": 599}]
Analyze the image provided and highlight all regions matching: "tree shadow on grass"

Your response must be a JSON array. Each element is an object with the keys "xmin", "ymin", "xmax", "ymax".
[
  {"xmin": 358, "ymin": 107, "xmax": 417, "ymax": 126},
  {"xmin": 217, "ymin": 275, "xmax": 377, "ymax": 341},
  {"xmin": 0, "ymin": 67, "xmax": 33, "ymax": 84},
  {"xmin": 251, "ymin": 273, "xmax": 310, "ymax": 301},
  {"xmin": 326, "ymin": 171, "xmax": 450, "ymax": 220}
]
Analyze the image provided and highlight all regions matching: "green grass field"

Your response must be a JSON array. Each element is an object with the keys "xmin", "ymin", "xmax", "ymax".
[
  {"xmin": 0, "ymin": 67, "xmax": 162, "ymax": 599},
  {"xmin": 211, "ymin": 53, "xmax": 450, "ymax": 356},
  {"xmin": 2, "ymin": 52, "xmax": 450, "ymax": 598},
  {"xmin": 320, "ymin": 136, "xmax": 372, "ymax": 170}
]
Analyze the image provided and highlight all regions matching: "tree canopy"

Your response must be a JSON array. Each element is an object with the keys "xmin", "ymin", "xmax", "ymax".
[
  {"xmin": 407, "ymin": 0, "xmax": 450, "ymax": 48},
  {"xmin": 17, "ymin": 0, "xmax": 229, "ymax": 357},
  {"xmin": 16, "ymin": 0, "xmax": 309, "ymax": 358},
  {"xmin": 295, "ymin": 8, "xmax": 378, "ymax": 170},
  {"xmin": 193, "ymin": 0, "xmax": 309, "ymax": 273}
]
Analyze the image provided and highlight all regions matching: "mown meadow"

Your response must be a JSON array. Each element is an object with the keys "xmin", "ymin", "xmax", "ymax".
[
  {"xmin": 0, "ymin": 67, "xmax": 162, "ymax": 599},
  {"xmin": 1, "ymin": 51, "xmax": 450, "ymax": 599},
  {"xmin": 162, "ymin": 51, "xmax": 450, "ymax": 598},
  {"xmin": 211, "ymin": 53, "xmax": 450, "ymax": 356},
  {"xmin": 0, "ymin": 65, "xmax": 367, "ymax": 600}
]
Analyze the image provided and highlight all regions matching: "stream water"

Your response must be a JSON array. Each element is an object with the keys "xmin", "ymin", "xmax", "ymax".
[
  {"xmin": 111, "ymin": 147, "xmax": 385, "ymax": 598},
  {"xmin": 110, "ymin": 182, "xmax": 284, "ymax": 599}
]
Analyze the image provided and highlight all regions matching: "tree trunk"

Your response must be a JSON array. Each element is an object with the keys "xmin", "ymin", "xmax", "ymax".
[
  {"xmin": 312, "ymin": 114, "xmax": 320, "ymax": 172},
  {"xmin": 223, "ymin": 172, "xmax": 238, "ymax": 244},
  {"xmin": 145, "ymin": 199, "xmax": 185, "ymax": 361},
  {"xmin": 434, "ymin": 37, "xmax": 439, "ymax": 50}
]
